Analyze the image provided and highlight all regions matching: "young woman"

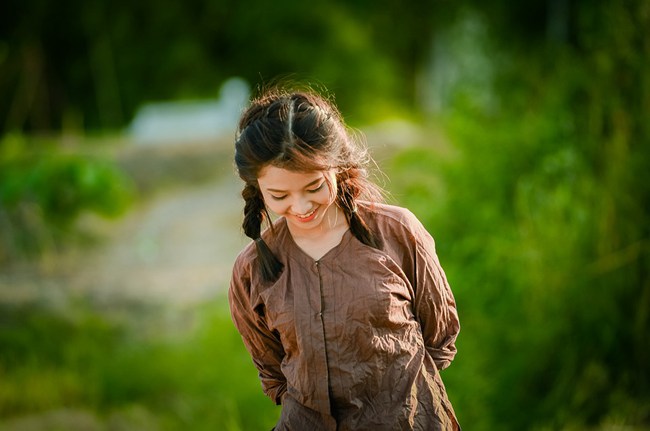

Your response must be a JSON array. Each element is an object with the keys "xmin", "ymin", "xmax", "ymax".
[{"xmin": 229, "ymin": 87, "xmax": 461, "ymax": 430}]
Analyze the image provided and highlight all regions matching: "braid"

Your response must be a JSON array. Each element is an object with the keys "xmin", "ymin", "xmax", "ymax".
[
  {"xmin": 242, "ymin": 183, "xmax": 284, "ymax": 282},
  {"xmin": 242, "ymin": 183, "xmax": 265, "ymax": 239},
  {"xmin": 336, "ymin": 169, "xmax": 383, "ymax": 250}
]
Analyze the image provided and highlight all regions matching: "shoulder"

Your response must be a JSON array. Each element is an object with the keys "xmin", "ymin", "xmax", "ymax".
[
  {"xmin": 232, "ymin": 239, "xmax": 256, "ymax": 282},
  {"xmin": 361, "ymin": 201, "xmax": 417, "ymax": 221},
  {"xmin": 359, "ymin": 201, "xmax": 427, "ymax": 238},
  {"xmin": 359, "ymin": 201, "xmax": 437, "ymax": 263}
]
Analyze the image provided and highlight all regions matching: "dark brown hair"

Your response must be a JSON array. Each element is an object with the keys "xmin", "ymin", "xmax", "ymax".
[{"xmin": 234, "ymin": 86, "xmax": 383, "ymax": 282}]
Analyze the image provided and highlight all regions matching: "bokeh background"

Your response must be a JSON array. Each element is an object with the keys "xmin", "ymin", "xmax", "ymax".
[{"xmin": 1, "ymin": 0, "xmax": 649, "ymax": 429}]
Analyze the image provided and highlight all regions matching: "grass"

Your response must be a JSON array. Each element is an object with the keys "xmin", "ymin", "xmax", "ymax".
[{"xmin": 0, "ymin": 297, "xmax": 280, "ymax": 430}]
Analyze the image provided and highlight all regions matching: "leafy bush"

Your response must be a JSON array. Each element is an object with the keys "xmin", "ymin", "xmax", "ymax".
[{"xmin": 0, "ymin": 134, "xmax": 133, "ymax": 263}]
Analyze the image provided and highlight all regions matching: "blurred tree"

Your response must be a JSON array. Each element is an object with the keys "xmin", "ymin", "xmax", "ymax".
[
  {"xmin": 409, "ymin": 0, "xmax": 650, "ymax": 428},
  {"xmin": 1, "ymin": 0, "xmax": 456, "ymax": 133}
]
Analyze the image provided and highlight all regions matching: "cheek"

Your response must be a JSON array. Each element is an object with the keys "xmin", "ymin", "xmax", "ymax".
[
  {"xmin": 262, "ymin": 196, "xmax": 287, "ymax": 215},
  {"xmin": 326, "ymin": 189, "xmax": 337, "ymax": 204},
  {"xmin": 314, "ymin": 190, "xmax": 336, "ymax": 208}
]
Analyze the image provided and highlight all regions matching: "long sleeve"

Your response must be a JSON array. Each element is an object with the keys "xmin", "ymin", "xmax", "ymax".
[
  {"xmin": 412, "ymin": 230, "xmax": 460, "ymax": 371},
  {"xmin": 228, "ymin": 256, "xmax": 287, "ymax": 404}
]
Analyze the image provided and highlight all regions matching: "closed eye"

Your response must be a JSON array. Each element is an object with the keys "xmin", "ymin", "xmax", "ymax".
[
  {"xmin": 270, "ymin": 194, "xmax": 287, "ymax": 200},
  {"xmin": 307, "ymin": 182, "xmax": 325, "ymax": 193}
]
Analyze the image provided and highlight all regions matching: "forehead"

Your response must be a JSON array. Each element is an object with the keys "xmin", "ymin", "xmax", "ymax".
[{"xmin": 257, "ymin": 165, "xmax": 327, "ymax": 190}]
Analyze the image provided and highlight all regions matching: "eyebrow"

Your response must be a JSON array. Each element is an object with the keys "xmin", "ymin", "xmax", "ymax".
[{"xmin": 266, "ymin": 178, "xmax": 323, "ymax": 193}]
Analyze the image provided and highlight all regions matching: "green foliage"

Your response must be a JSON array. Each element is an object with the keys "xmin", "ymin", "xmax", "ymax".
[
  {"xmin": 385, "ymin": 146, "xmax": 449, "ymax": 230},
  {"xmin": 387, "ymin": 2, "xmax": 650, "ymax": 429},
  {"xmin": 0, "ymin": 134, "xmax": 133, "ymax": 262},
  {"xmin": 0, "ymin": 299, "xmax": 280, "ymax": 430}
]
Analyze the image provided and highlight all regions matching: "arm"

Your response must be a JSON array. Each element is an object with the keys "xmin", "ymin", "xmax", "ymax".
[
  {"xmin": 228, "ymin": 259, "xmax": 287, "ymax": 404},
  {"xmin": 413, "ymin": 232, "xmax": 460, "ymax": 371}
]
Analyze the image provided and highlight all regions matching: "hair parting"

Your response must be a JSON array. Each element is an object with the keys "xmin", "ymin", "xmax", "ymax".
[
  {"xmin": 287, "ymin": 98, "xmax": 294, "ymax": 139},
  {"xmin": 235, "ymin": 84, "xmax": 384, "ymax": 282}
]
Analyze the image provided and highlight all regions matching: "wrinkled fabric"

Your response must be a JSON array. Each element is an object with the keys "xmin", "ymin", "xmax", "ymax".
[{"xmin": 229, "ymin": 202, "xmax": 460, "ymax": 430}]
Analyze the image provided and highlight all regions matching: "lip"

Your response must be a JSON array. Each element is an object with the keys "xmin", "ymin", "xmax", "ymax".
[{"xmin": 293, "ymin": 207, "xmax": 318, "ymax": 223}]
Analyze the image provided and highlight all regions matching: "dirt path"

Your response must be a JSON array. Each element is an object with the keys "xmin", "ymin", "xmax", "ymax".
[{"xmin": 71, "ymin": 173, "xmax": 249, "ymax": 307}]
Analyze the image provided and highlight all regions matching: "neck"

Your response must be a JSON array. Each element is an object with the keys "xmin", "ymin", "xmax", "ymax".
[{"xmin": 287, "ymin": 205, "xmax": 350, "ymax": 261}]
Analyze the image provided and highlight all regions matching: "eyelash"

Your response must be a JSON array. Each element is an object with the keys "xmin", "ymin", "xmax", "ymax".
[
  {"xmin": 270, "ymin": 183, "xmax": 324, "ymax": 201},
  {"xmin": 308, "ymin": 183, "xmax": 324, "ymax": 193}
]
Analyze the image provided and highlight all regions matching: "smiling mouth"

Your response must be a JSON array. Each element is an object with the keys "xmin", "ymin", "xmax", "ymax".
[{"xmin": 294, "ymin": 207, "xmax": 317, "ymax": 222}]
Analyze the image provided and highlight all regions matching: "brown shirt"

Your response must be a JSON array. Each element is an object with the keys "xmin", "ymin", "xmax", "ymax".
[{"xmin": 229, "ymin": 202, "xmax": 460, "ymax": 430}]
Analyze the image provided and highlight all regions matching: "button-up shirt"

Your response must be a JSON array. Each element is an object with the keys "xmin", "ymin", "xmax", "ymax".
[{"xmin": 229, "ymin": 202, "xmax": 460, "ymax": 430}]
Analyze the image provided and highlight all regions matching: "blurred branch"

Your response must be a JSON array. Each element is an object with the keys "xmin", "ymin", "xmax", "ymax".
[
  {"xmin": 587, "ymin": 239, "xmax": 648, "ymax": 276},
  {"xmin": 4, "ymin": 43, "xmax": 45, "ymax": 131}
]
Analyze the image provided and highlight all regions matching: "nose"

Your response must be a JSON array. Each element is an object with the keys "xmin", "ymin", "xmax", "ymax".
[{"xmin": 291, "ymin": 195, "xmax": 313, "ymax": 215}]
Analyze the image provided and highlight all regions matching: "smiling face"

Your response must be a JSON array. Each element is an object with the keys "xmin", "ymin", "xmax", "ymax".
[{"xmin": 257, "ymin": 165, "xmax": 340, "ymax": 238}]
